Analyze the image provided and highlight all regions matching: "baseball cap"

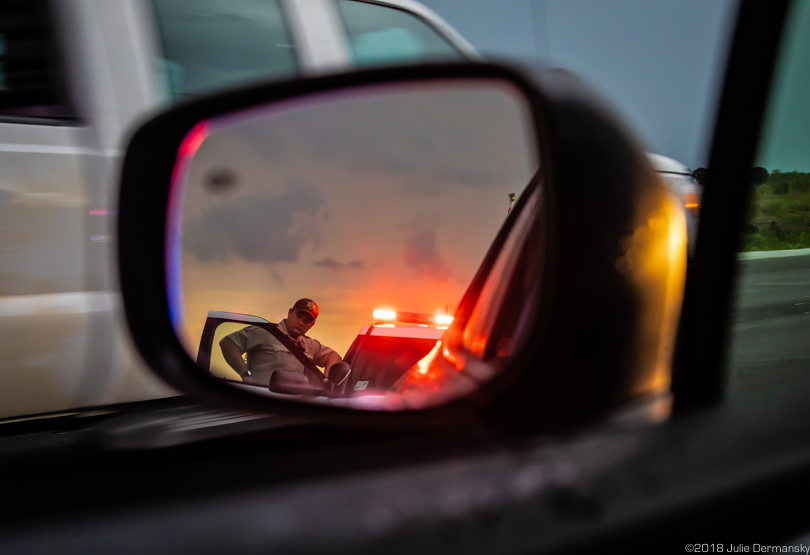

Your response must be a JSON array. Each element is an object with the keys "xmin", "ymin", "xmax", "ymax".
[{"xmin": 292, "ymin": 298, "xmax": 319, "ymax": 320}]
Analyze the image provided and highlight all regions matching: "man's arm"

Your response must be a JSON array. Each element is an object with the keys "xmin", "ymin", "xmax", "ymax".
[
  {"xmin": 219, "ymin": 336, "xmax": 250, "ymax": 380},
  {"xmin": 323, "ymin": 350, "xmax": 343, "ymax": 378}
]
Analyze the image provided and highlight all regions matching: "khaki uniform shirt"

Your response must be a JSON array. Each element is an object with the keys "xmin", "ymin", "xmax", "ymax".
[{"xmin": 225, "ymin": 320, "xmax": 336, "ymax": 385}]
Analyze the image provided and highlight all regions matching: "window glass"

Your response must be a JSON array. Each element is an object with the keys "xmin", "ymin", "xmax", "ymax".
[
  {"xmin": 336, "ymin": 0, "xmax": 463, "ymax": 67},
  {"xmin": 461, "ymin": 184, "xmax": 542, "ymax": 359},
  {"xmin": 350, "ymin": 335, "xmax": 441, "ymax": 390},
  {"xmin": 0, "ymin": 0, "xmax": 76, "ymax": 121},
  {"xmin": 729, "ymin": 0, "xmax": 810, "ymax": 398},
  {"xmin": 151, "ymin": 0, "xmax": 298, "ymax": 102},
  {"xmin": 210, "ymin": 322, "xmax": 251, "ymax": 380}
]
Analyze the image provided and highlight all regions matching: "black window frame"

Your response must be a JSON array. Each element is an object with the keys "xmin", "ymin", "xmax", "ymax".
[
  {"xmin": 671, "ymin": 0, "xmax": 791, "ymax": 412},
  {"xmin": 0, "ymin": 0, "xmax": 79, "ymax": 126}
]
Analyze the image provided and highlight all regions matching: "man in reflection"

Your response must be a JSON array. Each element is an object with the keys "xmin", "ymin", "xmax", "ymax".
[{"xmin": 219, "ymin": 298, "xmax": 343, "ymax": 386}]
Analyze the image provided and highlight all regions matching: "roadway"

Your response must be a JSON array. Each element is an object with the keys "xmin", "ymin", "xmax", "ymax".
[{"xmin": 727, "ymin": 249, "xmax": 810, "ymax": 398}]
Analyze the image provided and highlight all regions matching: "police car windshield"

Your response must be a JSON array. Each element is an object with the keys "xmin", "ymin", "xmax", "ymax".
[{"xmin": 349, "ymin": 335, "xmax": 441, "ymax": 392}]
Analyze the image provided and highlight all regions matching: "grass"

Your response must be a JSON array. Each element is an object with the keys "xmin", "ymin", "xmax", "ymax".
[{"xmin": 741, "ymin": 170, "xmax": 810, "ymax": 251}]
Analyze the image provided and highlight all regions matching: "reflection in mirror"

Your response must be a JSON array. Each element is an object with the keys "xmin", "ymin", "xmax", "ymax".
[
  {"xmin": 167, "ymin": 79, "xmax": 541, "ymax": 410},
  {"xmin": 386, "ymin": 182, "xmax": 545, "ymax": 409}
]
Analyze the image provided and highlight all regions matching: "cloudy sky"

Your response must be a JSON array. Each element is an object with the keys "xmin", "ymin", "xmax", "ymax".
[
  {"xmin": 756, "ymin": 0, "xmax": 810, "ymax": 173},
  {"xmin": 420, "ymin": 0, "xmax": 739, "ymax": 170}
]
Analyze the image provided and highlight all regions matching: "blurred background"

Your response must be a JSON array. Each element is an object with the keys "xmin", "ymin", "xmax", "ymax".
[{"xmin": 419, "ymin": 0, "xmax": 738, "ymax": 170}]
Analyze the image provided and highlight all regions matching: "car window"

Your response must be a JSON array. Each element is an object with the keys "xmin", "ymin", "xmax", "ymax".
[
  {"xmin": 209, "ymin": 322, "xmax": 251, "ymax": 380},
  {"xmin": 150, "ymin": 0, "xmax": 299, "ymax": 102},
  {"xmin": 0, "ymin": 0, "xmax": 76, "ymax": 122},
  {"xmin": 335, "ymin": 0, "xmax": 464, "ymax": 67},
  {"xmin": 729, "ymin": 0, "xmax": 810, "ymax": 398}
]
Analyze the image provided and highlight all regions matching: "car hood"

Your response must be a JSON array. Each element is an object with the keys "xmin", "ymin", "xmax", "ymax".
[{"xmin": 647, "ymin": 152, "xmax": 692, "ymax": 175}]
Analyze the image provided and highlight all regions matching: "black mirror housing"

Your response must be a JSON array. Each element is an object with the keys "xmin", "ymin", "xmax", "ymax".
[{"xmin": 117, "ymin": 62, "xmax": 686, "ymax": 430}]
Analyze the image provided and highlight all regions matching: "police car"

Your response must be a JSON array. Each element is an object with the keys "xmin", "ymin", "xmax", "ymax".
[{"xmin": 343, "ymin": 309, "xmax": 451, "ymax": 395}]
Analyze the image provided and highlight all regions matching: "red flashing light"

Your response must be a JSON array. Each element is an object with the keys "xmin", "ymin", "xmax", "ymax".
[
  {"xmin": 373, "ymin": 308, "xmax": 454, "ymax": 326},
  {"xmin": 373, "ymin": 309, "xmax": 396, "ymax": 321}
]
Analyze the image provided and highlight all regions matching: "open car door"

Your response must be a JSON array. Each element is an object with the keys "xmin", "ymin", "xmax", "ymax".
[{"xmin": 196, "ymin": 311, "xmax": 271, "ymax": 383}]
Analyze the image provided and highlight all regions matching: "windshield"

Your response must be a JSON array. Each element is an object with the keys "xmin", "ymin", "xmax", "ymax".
[
  {"xmin": 347, "ymin": 335, "xmax": 442, "ymax": 392},
  {"xmin": 727, "ymin": 0, "xmax": 810, "ymax": 399}
]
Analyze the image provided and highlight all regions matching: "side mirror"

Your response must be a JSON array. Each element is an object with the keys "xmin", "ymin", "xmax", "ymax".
[{"xmin": 118, "ymin": 62, "xmax": 687, "ymax": 429}]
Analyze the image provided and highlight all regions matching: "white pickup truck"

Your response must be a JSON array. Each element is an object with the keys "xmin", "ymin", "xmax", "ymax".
[
  {"xmin": 0, "ymin": 0, "xmax": 476, "ymax": 418},
  {"xmin": 0, "ymin": 0, "xmax": 696, "ymax": 419}
]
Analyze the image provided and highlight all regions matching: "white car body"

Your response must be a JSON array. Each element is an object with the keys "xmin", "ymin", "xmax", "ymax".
[{"xmin": 647, "ymin": 152, "xmax": 702, "ymax": 256}]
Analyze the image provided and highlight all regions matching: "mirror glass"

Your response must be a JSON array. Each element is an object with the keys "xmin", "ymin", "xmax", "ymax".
[{"xmin": 167, "ymin": 78, "xmax": 542, "ymax": 409}]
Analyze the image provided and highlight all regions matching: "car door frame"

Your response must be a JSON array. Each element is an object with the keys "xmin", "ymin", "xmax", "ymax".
[
  {"xmin": 671, "ymin": 0, "xmax": 792, "ymax": 411},
  {"xmin": 194, "ymin": 311, "xmax": 272, "ymax": 376}
]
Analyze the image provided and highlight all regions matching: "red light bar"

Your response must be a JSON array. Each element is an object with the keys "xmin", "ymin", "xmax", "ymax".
[
  {"xmin": 372, "ymin": 309, "xmax": 396, "ymax": 321},
  {"xmin": 372, "ymin": 308, "xmax": 454, "ymax": 326}
]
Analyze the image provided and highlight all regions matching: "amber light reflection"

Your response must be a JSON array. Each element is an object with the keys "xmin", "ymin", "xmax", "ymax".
[{"xmin": 615, "ymin": 183, "xmax": 688, "ymax": 395}]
